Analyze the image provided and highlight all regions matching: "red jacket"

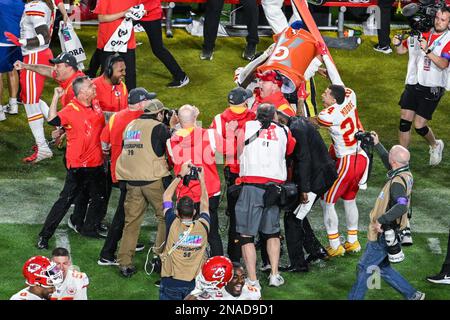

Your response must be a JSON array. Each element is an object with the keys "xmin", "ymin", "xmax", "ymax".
[
  {"xmin": 167, "ymin": 127, "xmax": 234, "ymax": 202},
  {"xmin": 210, "ymin": 107, "xmax": 255, "ymax": 174},
  {"xmin": 100, "ymin": 108, "xmax": 143, "ymax": 182}
]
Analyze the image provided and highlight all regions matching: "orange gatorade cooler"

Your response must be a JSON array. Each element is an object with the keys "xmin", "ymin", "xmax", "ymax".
[{"xmin": 257, "ymin": 27, "xmax": 317, "ymax": 90}]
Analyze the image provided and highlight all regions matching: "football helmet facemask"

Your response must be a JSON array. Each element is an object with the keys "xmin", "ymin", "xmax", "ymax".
[{"xmin": 23, "ymin": 256, "xmax": 64, "ymax": 288}]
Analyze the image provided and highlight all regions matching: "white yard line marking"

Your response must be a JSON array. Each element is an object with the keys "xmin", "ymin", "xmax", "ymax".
[{"xmin": 427, "ymin": 238, "xmax": 442, "ymax": 254}]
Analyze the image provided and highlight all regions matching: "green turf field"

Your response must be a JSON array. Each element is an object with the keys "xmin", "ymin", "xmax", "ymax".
[{"xmin": 0, "ymin": 25, "xmax": 449, "ymax": 300}]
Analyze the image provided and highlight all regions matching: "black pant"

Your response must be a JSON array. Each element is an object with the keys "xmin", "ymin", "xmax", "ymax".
[
  {"xmin": 377, "ymin": 0, "xmax": 395, "ymax": 47},
  {"xmin": 87, "ymin": 48, "xmax": 103, "ymax": 78},
  {"xmin": 100, "ymin": 182, "xmax": 127, "ymax": 260},
  {"xmin": 139, "ymin": 20, "xmax": 185, "ymax": 81},
  {"xmin": 203, "ymin": 0, "xmax": 259, "ymax": 51},
  {"xmin": 284, "ymin": 212, "xmax": 324, "ymax": 267},
  {"xmin": 225, "ymin": 169, "xmax": 241, "ymax": 262},
  {"xmin": 39, "ymin": 166, "xmax": 106, "ymax": 239},
  {"xmin": 100, "ymin": 49, "xmax": 136, "ymax": 90},
  {"xmin": 71, "ymin": 163, "xmax": 112, "ymax": 229},
  {"xmin": 195, "ymin": 195, "xmax": 223, "ymax": 256},
  {"xmin": 441, "ymin": 229, "xmax": 450, "ymax": 273}
]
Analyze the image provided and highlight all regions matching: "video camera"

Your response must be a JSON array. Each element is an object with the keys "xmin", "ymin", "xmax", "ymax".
[
  {"xmin": 402, "ymin": 0, "xmax": 447, "ymax": 34},
  {"xmin": 183, "ymin": 165, "xmax": 202, "ymax": 187}
]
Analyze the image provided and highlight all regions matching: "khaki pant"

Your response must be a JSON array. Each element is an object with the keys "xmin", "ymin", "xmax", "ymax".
[{"xmin": 118, "ymin": 180, "xmax": 166, "ymax": 267}]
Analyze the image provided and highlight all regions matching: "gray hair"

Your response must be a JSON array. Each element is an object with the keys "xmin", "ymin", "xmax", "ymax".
[
  {"xmin": 72, "ymin": 76, "xmax": 89, "ymax": 98},
  {"xmin": 178, "ymin": 104, "xmax": 200, "ymax": 126}
]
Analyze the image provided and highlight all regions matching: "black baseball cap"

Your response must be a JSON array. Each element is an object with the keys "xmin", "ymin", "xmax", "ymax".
[
  {"xmin": 50, "ymin": 52, "xmax": 78, "ymax": 69},
  {"xmin": 228, "ymin": 87, "xmax": 253, "ymax": 105},
  {"xmin": 128, "ymin": 87, "xmax": 157, "ymax": 105}
]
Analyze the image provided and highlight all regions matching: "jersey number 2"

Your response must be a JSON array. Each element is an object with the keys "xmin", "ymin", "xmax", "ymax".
[{"xmin": 340, "ymin": 117, "xmax": 356, "ymax": 147}]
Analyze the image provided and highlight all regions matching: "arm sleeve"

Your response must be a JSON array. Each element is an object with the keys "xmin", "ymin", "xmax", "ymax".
[
  {"xmin": 25, "ymin": 5, "xmax": 48, "ymax": 29},
  {"xmin": 293, "ymin": 124, "xmax": 312, "ymax": 192},
  {"xmin": 322, "ymin": 54, "xmax": 344, "ymax": 86},
  {"xmin": 304, "ymin": 57, "xmax": 323, "ymax": 82},
  {"xmin": 285, "ymin": 128, "xmax": 296, "ymax": 156},
  {"xmin": 374, "ymin": 142, "xmax": 391, "ymax": 170},
  {"xmin": 48, "ymin": 116, "xmax": 62, "ymax": 126},
  {"xmin": 152, "ymin": 123, "xmax": 171, "ymax": 157},
  {"xmin": 317, "ymin": 108, "xmax": 335, "ymax": 127},
  {"xmin": 377, "ymin": 182, "xmax": 408, "ymax": 225}
]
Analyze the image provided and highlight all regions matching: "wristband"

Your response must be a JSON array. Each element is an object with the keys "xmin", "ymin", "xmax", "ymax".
[
  {"xmin": 426, "ymin": 48, "xmax": 432, "ymax": 55},
  {"xmin": 36, "ymin": 34, "xmax": 45, "ymax": 46},
  {"xmin": 163, "ymin": 201, "xmax": 173, "ymax": 210}
]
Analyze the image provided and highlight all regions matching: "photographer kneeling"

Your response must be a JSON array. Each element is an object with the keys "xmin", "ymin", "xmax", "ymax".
[
  {"xmin": 348, "ymin": 132, "xmax": 424, "ymax": 300},
  {"xmin": 159, "ymin": 161, "xmax": 210, "ymax": 300}
]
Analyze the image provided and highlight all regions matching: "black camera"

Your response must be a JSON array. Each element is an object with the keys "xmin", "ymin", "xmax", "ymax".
[
  {"xmin": 162, "ymin": 108, "xmax": 178, "ymax": 127},
  {"xmin": 355, "ymin": 131, "xmax": 374, "ymax": 147},
  {"xmin": 183, "ymin": 165, "xmax": 202, "ymax": 187},
  {"xmin": 402, "ymin": 0, "xmax": 447, "ymax": 33},
  {"xmin": 383, "ymin": 225, "xmax": 405, "ymax": 263}
]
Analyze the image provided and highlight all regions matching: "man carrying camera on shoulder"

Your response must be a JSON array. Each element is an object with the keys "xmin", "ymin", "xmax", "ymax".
[
  {"xmin": 348, "ymin": 131, "xmax": 425, "ymax": 300},
  {"xmin": 394, "ymin": 7, "xmax": 450, "ymax": 166},
  {"xmin": 235, "ymin": 103, "xmax": 296, "ymax": 288},
  {"xmin": 159, "ymin": 161, "xmax": 210, "ymax": 300}
]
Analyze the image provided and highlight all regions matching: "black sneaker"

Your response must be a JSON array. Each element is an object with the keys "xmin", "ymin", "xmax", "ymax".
[
  {"xmin": 200, "ymin": 48, "xmax": 213, "ymax": 60},
  {"xmin": 167, "ymin": 75, "xmax": 189, "ymax": 88},
  {"xmin": 154, "ymin": 280, "xmax": 161, "ymax": 287},
  {"xmin": 36, "ymin": 236, "xmax": 49, "ymax": 250},
  {"xmin": 98, "ymin": 257, "xmax": 119, "ymax": 266},
  {"xmin": 373, "ymin": 44, "xmax": 392, "ymax": 54},
  {"xmin": 97, "ymin": 222, "xmax": 109, "ymax": 233},
  {"xmin": 306, "ymin": 247, "xmax": 329, "ymax": 263},
  {"xmin": 279, "ymin": 264, "xmax": 309, "ymax": 273},
  {"xmin": 242, "ymin": 43, "xmax": 257, "ymax": 61},
  {"xmin": 135, "ymin": 243, "xmax": 145, "ymax": 252},
  {"xmin": 426, "ymin": 272, "xmax": 450, "ymax": 285},
  {"xmin": 119, "ymin": 265, "xmax": 137, "ymax": 278}
]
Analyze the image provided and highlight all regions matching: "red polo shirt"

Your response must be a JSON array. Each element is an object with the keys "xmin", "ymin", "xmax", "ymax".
[
  {"xmin": 138, "ymin": 0, "xmax": 163, "ymax": 21},
  {"xmin": 93, "ymin": 0, "xmax": 136, "ymax": 50},
  {"xmin": 100, "ymin": 108, "xmax": 143, "ymax": 182},
  {"xmin": 58, "ymin": 98, "xmax": 105, "ymax": 168},
  {"xmin": 93, "ymin": 75, "xmax": 128, "ymax": 112},
  {"xmin": 52, "ymin": 70, "xmax": 85, "ymax": 107}
]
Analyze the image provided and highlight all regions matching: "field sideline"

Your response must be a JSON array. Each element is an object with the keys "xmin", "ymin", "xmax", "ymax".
[{"xmin": 0, "ymin": 25, "xmax": 449, "ymax": 300}]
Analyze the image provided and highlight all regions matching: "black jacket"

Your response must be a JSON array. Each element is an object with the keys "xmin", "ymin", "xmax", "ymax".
[{"xmin": 289, "ymin": 116, "xmax": 337, "ymax": 196}]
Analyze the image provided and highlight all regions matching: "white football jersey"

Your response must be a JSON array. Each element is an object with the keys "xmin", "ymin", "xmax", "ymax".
[
  {"xmin": 51, "ymin": 269, "xmax": 89, "ymax": 300},
  {"xmin": 10, "ymin": 287, "xmax": 45, "ymax": 300},
  {"xmin": 190, "ymin": 284, "xmax": 261, "ymax": 300},
  {"xmin": 318, "ymin": 88, "xmax": 363, "ymax": 158},
  {"xmin": 20, "ymin": 0, "xmax": 55, "ymax": 55}
]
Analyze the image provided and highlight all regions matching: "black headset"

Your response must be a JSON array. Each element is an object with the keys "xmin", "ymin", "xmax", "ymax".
[{"xmin": 104, "ymin": 53, "xmax": 124, "ymax": 78}]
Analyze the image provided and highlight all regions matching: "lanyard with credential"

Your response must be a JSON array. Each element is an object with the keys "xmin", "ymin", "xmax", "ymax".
[{"xmin": 427, "ymin": 30, "xmax": 448, "ymax": 52}]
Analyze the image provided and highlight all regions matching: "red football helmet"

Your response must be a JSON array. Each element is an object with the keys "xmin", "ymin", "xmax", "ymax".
[
  {"xmin": 200, "ymin": 256, "xmax": 234, "ymax": 290},
  {"xmin": 22, "ymin": 256, "xmax": 63, "ymax": 288}
]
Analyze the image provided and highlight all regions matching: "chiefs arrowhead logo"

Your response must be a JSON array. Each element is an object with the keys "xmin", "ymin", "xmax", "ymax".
[{"xmin": 27, "ymin": 263, "xmax": 42, "ymax": 273}]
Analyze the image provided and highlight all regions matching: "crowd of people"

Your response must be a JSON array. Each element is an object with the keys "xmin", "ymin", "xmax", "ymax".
[{"xmin": 2, "ymin": 0, "xmax": 450, "ymax": 301}]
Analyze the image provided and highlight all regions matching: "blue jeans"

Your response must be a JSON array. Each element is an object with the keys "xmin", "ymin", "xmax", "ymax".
[
  {"xmin": 159, "ymin": 278, "xmax": 195, "ymax": 300},
  {"xmin": 348, "ymin": 235, "xmax": 417, "ymax": 300}
]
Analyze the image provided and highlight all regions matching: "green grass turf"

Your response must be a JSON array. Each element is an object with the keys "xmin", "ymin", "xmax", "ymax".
[
  {"xmin": 1, "ymin": 224, "xmax": 450, "ymax": 300},
  {"xmin": 0, "ymin": 26, "xmax": 449, "ymax": 300}
]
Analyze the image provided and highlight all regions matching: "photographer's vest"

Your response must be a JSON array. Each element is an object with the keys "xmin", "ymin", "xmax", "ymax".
[
  {"xmin": 161, "ymin": 218, "xmax": 209, "ymax": 282},
  {"xmin": 239, "ymin": 121, "xmax": 289, "ymax": 182},
  {"xmin": 115, "ymin": 118, "xmax": 169, "ymax": 181},
  {"xmin": 408, "ymin": 31, "xmax": 450, "ymax": 88},
  {"xmin": 367, "ymin": 171, "xmax": 413, "ymax": 242}
]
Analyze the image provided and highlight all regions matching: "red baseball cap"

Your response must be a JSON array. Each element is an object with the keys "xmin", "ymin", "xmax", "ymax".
[{"xmin": 256, "ymin": 70, "xmax": 283, "ymax": 87}]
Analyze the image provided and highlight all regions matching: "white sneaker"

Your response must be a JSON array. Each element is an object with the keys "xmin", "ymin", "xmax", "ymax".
[
  {"xmin": 429, "ymin": 139, "xmax": 444, "ymax": 166},
  {"xmin": 3, "ymin": 103, "xmax": 18, "ymax": 114},
  {"xmin": 0, "ymin": 109, "xmax": 6, "ymax": 121},
  {"xmin": 259, "ymin": 263, "xmax": 272, "ymax": 272},
  {"xmin": 33, "ymin": 147, "xmax": 53, "ymax": 163},
  {"xmin": 268, "ymin": 273, "xmax": 285, "ymax": 287},
  {"xmin": 245, "ymin": 278, "xmax": 261, "ymax": 290}
]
